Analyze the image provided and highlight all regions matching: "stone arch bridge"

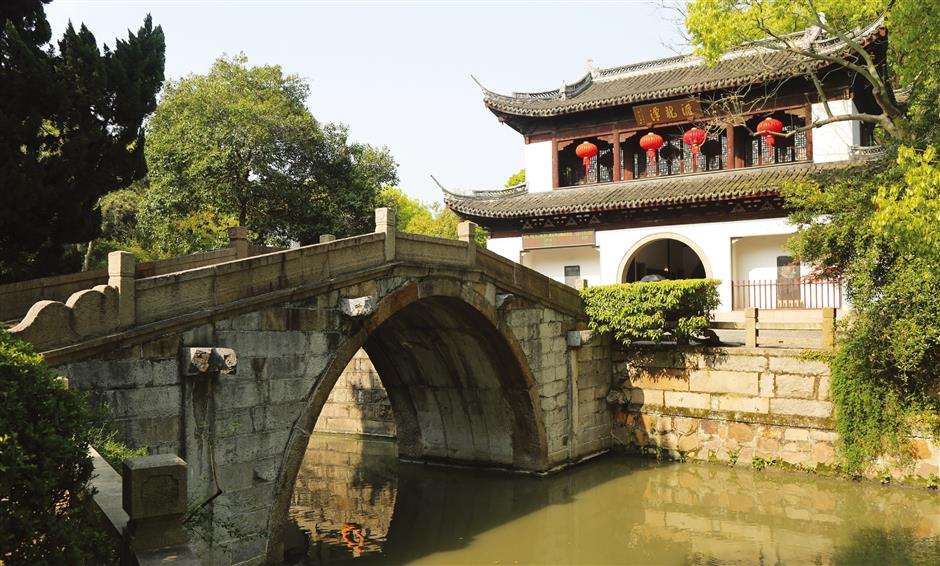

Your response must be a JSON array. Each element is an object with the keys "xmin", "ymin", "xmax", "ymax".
[{"xmin": 10, "ymin": 209, "xmax": 612, "ymax": 564}]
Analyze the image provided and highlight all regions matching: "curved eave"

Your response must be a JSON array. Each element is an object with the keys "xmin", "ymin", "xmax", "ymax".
[{"xmin": 444, "ymin": 160, "xmax": 869, "ymax": 221}]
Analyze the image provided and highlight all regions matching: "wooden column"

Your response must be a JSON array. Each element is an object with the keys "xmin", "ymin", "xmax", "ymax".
[
  {"xmin": 612, "ymin": 132, "xmax": 621, "ymax": 182},
  {"xmin": 804, "ymin": 103, "xmax": 814, "ymax": 161},
  {"xmin": 552, "ymin": 139, "xmax": 560, "ymax": 189},
  {"xmin": 725, "ymin": 125, "xmax": 736, "ymax": 169}
]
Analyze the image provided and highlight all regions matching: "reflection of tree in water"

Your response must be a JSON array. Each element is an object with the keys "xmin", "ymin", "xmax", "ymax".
[
  {"xmin": 833, "ymin": 527, "xmax": 940, "ymax": 566},
  {"xmin": 284, "ymin": 438, "xmax": 940, "ymax": 565}
]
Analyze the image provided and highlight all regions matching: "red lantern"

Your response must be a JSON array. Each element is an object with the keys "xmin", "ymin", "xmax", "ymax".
[
  {"xmin": 575, "ymin": 141, "xmax": 598, "ymax": 180},
  {"xmin": 756, "ymin": 116, "xmax": 784, "ymax": 147},
  {"xmin": 682, "ymin": 127, "xmax": 707, "ymax": 171},
  {"xmin": 639, "ymin": 131, "xmax": 664, "ymax": 176}
]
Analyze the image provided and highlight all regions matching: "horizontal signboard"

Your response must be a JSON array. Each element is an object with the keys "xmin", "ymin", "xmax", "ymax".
[
  {"xmin": 633, "ymin": 98, "xmax": 703, "ymax": 126},
  {"xmin": 522, "ymin": 230, "xmax": 596, "ymax": 250}
]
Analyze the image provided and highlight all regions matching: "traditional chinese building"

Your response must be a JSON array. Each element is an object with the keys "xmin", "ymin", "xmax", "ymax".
[{"xmin": 443, "ymin": 21, "xmax": 886, "ymax": 312}]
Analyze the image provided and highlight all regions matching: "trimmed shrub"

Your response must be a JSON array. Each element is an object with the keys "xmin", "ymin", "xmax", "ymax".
[
  {"xmin": 580, "ymin": 279, "xmax": 720, "ymax": 345},
  {"xmin": 0, "ymin": 330, "xmax": 112, "ymax": 564}
]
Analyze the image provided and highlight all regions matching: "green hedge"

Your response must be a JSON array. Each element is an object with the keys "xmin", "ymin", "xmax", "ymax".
[
  {"xmin": 580, "ymin": 279, "xmax": 720, "ymax": 345},
  {"xmin": 0, "ymin": 330, "xmax": 113, "ymax": 564}
]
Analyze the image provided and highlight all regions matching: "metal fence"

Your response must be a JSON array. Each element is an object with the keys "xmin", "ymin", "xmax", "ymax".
[{"xmin": 731, "ymin": 279, "xmax": 843, "ymax": 310}]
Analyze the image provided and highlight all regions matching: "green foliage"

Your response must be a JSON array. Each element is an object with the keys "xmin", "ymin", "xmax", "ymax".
[
  {"xmin": 871, "ymin": 146, "xmax": 940, "ymax": 264},
  {"xmin": 580, "ymin": 279, "xmax": 720, "ymax": 345},
  {"xmin": 378, "ymin": 187, "xmax": 487, "ymax": 247},
  {"xmin": 505, "ymin": 169, "xmax": 525, "ymax": 187},
  {"xmin": 142, "ymin": 54, "xmax": 397, "ymax": 256},
  {"xmin": 0, "ymin": 2, "xmax": 165, "ymax": 281},
  {"xmin": 686, "ymin": 0, "xmax": 887, "ymax": 63},
  {"xmin": 0, "ymin": 330, "xmax": 112, "ymax": 564},
  {"xmin": 89, "ymin": 427, "xmax": 147, "ymax": 474}
]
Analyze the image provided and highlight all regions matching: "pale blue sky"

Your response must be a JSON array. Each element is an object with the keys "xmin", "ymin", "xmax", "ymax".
[{"xmin": 47, "ymin": 0, "xmax": 685, "ymax": 203}]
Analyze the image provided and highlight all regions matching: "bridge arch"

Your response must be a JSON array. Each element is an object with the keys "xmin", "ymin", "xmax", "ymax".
[{"xmin": 267, "ymin": 276, "xmax": 549, "ymax": 561}]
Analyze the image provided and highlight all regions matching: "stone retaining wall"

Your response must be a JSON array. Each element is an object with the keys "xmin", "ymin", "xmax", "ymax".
[
  {"xmin": 314, "ymin": 349, "xmax": 396, "ymax": 438},
  {"xmin": 609, "ymin": 346, "xmax": 939, "ymax": 481}
]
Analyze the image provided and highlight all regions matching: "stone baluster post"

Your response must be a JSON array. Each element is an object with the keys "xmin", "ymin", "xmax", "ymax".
[
  {"xmin": 375, "ymin": 207, "xmax": 396, "ymax": 262},
  {"xmin": 123, "ymin": 454, "xmax": 189, "ymax": 551},
  {"xmin": 744, "ymin": 307, "xmax": 758, "ymax": 348},
  {"xmin": 319, "ymin": 234, "xmax": 336, "ymax": 244},
  {"xmin": 821, "ymin": 307, "xmax": 836, "ymax": 349},
  {"xmin": 457, "ymin": 221, "xmax": 478, "ymax": 265},
  {"xmin": 108, "ymin": 251, "xmax": 136, "ymax": 328},
  {"xmin": 228, "ymin": 226, "xmax": 249, "ymax": 259}
]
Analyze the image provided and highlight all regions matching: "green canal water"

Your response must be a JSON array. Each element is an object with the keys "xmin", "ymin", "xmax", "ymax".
[{"xmin": 285, "ymin": 434, "xmax": 940, "ymax": 565}]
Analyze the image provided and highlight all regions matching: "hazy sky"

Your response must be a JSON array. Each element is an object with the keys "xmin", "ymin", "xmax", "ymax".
[{"xmin": 46, "ymin": 0, "xmax": 685, "ymax": 203}]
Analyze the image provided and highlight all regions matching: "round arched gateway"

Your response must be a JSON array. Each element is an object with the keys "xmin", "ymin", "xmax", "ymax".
[{"xmin": 621, "ymin": 237, "xmax": 708, "ymax": 283}]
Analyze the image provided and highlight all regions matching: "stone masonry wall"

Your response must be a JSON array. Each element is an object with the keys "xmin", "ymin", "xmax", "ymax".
[
  {"xmin": 609, "ymin": 346, "xmax": 939, "ymax": 481},
  {"xmin": 314, "ymin": 349, "xmax": 396, "ymax": 438}
]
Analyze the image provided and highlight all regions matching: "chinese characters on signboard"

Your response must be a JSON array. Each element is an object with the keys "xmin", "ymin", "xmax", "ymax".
[
  {"xmin": 522, "ymin": 230, "xmax": 596, "ymax": 250},
  {"xmin": 633, "ymin": 98, "xmax": 704, "ymax": 126}
]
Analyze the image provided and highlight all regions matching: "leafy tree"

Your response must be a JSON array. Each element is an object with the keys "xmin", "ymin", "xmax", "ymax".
[
  {"xmin": 0, "ymin": 330, "xmax": 113, "ymax": 564},
  {"xmin": 685, "ymin": 0, "xmax": 940, "ymax": 144},
  {"xmin": 378, "ymin": 187, "xmax": 486, "ymax": 246},
  {"xmin": 505, "ymin": 169, "xmax": 525, "ymax": 187},
  {"xmin": 142, "ymin": 55, "xmax": 397, "ymax": 256},
  {"xmin": 688, "ymin": 0, "xmax": 940, "ymax": 470},
  {"xmin": 0, "ymin": 1, "xmax": 165, "ymax": 281}
]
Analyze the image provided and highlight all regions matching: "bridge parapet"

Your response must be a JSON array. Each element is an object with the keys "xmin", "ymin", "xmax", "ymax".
[{"xmin": 12, "ymin": 212, "xmax": 584, "ymax": 362}]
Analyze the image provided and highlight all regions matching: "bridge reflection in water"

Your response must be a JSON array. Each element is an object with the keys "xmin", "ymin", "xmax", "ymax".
[{"xmin": 285, "ymin": 434, "xmax": 940, "ymax": 565}]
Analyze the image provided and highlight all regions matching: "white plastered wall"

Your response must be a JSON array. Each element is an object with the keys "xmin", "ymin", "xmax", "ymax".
[
  {"xmin": 523, "ymin": 141, "xmax": 554, "ymax": 192},
  {"xmin": 488, "ymin": 217, "xmax": 800, "ymax": 311},
  {"xmin": 731, "ymin": 234, "xmax": 815, "ymax": 280},
  {"xmin": 520, "ymin": 247, "xmax": 601, "ymax": 287},
  {"xmin": 811, "ymin": 99, "xmax": 861, "ymax": 163}
]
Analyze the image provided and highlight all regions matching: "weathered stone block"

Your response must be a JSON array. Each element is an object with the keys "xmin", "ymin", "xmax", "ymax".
[
  {"xmin": 770, "ymin": 398, "xmax": 833, "ymax": 418},
  {"xmin": 718, "ymin": 395, "xmax": 769, "ymax": 414},
  {"xmin": 627, "ymin": 367, "xmax": 689, "ymax": 391},
  {"xmin": 182, "ymin": 347, "xmax": 237, "ymax": 376},
  {"xmin": 123, "ymin": 454, "xmax": 188, "ymax": 551},
  {"xmin": 728, "ymin": 423, "xmax": 754, "ymax": 442},
  {"xmin": 767, "ymin": 356, "xmax": 830, "ymax": 376},
  {"xmin": 704, "ymin": 353, "xmax": 768, "ymax": 373},
  {"xmin": 689, "ymin": 370, "xmax": 759, "ymax": 395},
  {"xmin": 784, "ymin": 428, "xmax": 810, "ymax": 441},
  {"xmin": 663, "ymin": 391, "xmax": 709, "ymax": 410},
  {"xmin": 773, "ymin": 373, "xmax": 815, "ymax": 399},
  {"xmin": 759, "ymin": 373, "xmax": 774, "ymax": 398},
  {"xmin": 627, "ymin": 388, "xmax": 664, "ymax": 407}
]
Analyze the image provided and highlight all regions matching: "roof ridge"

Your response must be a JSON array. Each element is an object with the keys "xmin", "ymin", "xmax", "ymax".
[{"xmin": 478, "ymin": 17, "xmax": 884, "ymax": 107}]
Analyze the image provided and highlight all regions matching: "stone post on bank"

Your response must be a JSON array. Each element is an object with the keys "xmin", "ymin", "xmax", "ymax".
[
  {"xmin": 108, "ymin": 250, "xmax": 136, "ymax": 328},
  {"xmin": 228, "ymin": 226, "xmax": 249, "ymax": 259},
  {"xmin": 319, "ymin": 234, "xmax": 336, "ymax": 244},
  {"xmin": 123, "ymin": 454, "xmax": 189, "ymax": 552},
  {"xmin": 457, "ymin": 220, "xmax": 478, "ymax": 266},
  {"xmin": 745, "ymin": 307, "xmax": 758, "ymax": 348},
  {"xmin": 375, "ymin": 207, "xmax": 396, "ymax": 262}
]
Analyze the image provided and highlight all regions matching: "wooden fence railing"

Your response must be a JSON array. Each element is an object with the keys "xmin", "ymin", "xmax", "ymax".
[{"xmin": 731, "ymin": 279, "xmax": 842, "ymax": 310}]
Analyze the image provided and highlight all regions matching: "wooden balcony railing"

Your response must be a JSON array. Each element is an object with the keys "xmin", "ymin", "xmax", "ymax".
[{"xmin": 731, "ymin": 279, "xmax": 843, "ymax": 310}]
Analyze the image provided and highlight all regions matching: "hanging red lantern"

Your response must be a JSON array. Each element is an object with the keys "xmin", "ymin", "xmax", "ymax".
[
  {"xmin": 575, "ymin": 141, "xmax": 598, "ymax": 180},
  {"xmin": 639, "ymin": 131, "xmax": 664, "ymax": 175},
  {"xmin": 682, "ymin": 127, "xmax": 707, "ymax": 171},
  {"xmin": 756, "ymin": 116, "xmax": 784, "ymax": 147}
]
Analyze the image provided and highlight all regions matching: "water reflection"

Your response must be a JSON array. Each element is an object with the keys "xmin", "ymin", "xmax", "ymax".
[{"xmin": 286, "ymin": 433, "xmax": 940, "ymax": 565}]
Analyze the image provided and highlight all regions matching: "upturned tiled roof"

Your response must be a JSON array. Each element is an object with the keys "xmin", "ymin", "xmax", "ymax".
[
  {"xmin": 479, "ymin": 20, "xmax": 884, "ymax": 118},
  {"xmin": 444, "ymin": 161, "xmax": 859, "ymax": 219}
]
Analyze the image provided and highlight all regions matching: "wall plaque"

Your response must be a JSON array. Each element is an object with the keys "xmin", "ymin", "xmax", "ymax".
[
  {"xmin": 633, "ymin": 98, "xmax": 703, "ymax": 126},
  {"xmin": 522, "ymin": 230, "xmax": 595, "ymax": 250}
]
